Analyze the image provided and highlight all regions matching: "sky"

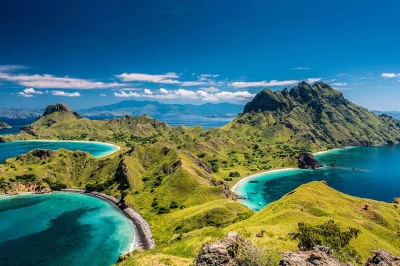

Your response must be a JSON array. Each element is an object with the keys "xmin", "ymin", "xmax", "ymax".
[{"xmin": 1, "ymin": 0, "xmax": 400, "ymax": 110}]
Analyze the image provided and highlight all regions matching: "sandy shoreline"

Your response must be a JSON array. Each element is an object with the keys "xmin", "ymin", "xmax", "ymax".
[
  {"xmin": 231, "ymin": 146, "xmax": 353, "ymax": 193},
  {"xmin": 62, "ymin": 189, "xmax": 155, "ymax": 251},
  {"xmin": 11, "ymin": 139, "xmax": 121, "ymax": 158}
]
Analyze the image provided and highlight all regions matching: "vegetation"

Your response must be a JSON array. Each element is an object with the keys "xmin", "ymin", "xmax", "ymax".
[
  {"xmin": 293, "ymin": 220, "xmax": 361, "ymax": 263},
  {"xmin": 1, "ymin": 82, "xmax": 400, "ymax": 265}
]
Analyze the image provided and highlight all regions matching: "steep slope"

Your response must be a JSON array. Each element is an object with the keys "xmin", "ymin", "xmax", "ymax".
[{"xmin": 227, "ymin": 82, "xmax": 400, "ymax": 152}]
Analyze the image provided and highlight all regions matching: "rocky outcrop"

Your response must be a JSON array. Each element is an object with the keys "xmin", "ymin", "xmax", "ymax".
[
  {"xmin": 365, "ymin": 249, "xmax": 400, "ymax": 265},
  {"xmin": 298, "ymin": 152, "xmax": 323, "ymax": 169},
  {"xmin": 279, "ymin": 246, "xmax": 345, "ymax": 266},
  {"xmin": 42, "ymin": 103, "xmax": 81, "ymax": 119},
  {"xmin": 31, "ymin": 149, "xmax": 55, "ymax": 160},
  {"xmin": 194, "ymin": 232, "xmax": 252, "ymax": 266}
]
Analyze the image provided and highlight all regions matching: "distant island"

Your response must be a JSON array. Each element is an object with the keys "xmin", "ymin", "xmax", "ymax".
[
  {"xmin": 0, "ymin": 121, "xmax": 11, "ymax": 129},
  {"xmin": 77, "ymin": 100, "xmax": 244, "ymax": 117}
]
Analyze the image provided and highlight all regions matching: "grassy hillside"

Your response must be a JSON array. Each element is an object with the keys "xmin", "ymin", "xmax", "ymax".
[
  {"xmin": 1, "ymin": 82, "xmax": 400, "ymax": 265},
  {"xmin": 118, "ymin": 182, "xmax": 400, "ymax": 265}
]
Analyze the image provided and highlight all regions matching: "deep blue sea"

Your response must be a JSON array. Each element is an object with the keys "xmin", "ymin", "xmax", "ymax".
[
  {"xmin": 0, "ymin": 140, "xmax": 119, "ymax": 163},
  {"xmin": 235, "ymin": 145, "xmax": 400, "ymax": 212},
  {"xmin": 0, "ymin": 192, "xmax": 135, "ymax": 266}
]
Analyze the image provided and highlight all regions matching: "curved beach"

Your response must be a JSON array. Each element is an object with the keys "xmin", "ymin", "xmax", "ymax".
[
  {"xmin": 231, "ymin": 147, "xmax": 352, "ymax": 194},
  {"xmin": 62, "ymin": 189, "xmax": 155, "ymax": 250},
  {"xmin": 17, "ymin": 140, "xmax": 121, "ymax": 158}
]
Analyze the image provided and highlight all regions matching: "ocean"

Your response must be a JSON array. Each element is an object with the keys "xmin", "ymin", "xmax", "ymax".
[{"xmin": 235, "ymin": 144, "xmax": 400, "ymax": 212}]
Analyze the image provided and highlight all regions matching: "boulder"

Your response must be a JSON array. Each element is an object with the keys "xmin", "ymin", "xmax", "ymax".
[
  {"xmin": 194, "ymin": 232, "xmax": 252, "ymax": 266},
  {"xmin": 365, "ymin": 249, "xmax": 400, "ymax": 266},
  {"xmin": 279, "ymin": 246, "xmax": 344, "ymax": 266},
  {"xmin": 298, "ymin": 152, "xmax": 323, "ymax": 169}
]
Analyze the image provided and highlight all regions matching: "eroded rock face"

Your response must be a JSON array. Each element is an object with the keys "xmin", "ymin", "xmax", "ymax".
[
  {"xmin": 194, "ymin": 232, "xmax": 251, "ymax": 266},
  {"xmin": 365, "ymin": 249, "xmax": 400, "ymax": 266},
  {"xmin": 42, "ymin": 103, "xmax": 81, "ymax": 119},
  {"xmin": 279, "ymin": 246, "xmax": 345, "ymax": 266},
  {"xmin": 298, "ymin": 152, "xmax": 323, "ymax": 169}
]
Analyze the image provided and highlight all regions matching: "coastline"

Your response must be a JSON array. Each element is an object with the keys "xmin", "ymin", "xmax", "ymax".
[
  {"xmin": 61, "ymin": 189, "xmax": 155, "ymax": 251},
  {"xmin": 10, "ymin": 139, "xmax": 121, "ymax": 158},
  {"xmin": 231, "ymin": 146, "xmax": 353, "ymax": 193}
]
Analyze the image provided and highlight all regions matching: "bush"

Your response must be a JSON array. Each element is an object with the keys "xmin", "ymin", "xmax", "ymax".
[
  {"xmin": 229, "ymin": 171, "xmax": 240, "ymax": 177},
  {"xmin": 42, "ymin": 178, "xmax": 67, "ymax": 191},
  {"xmin": 169, "ymin": 201, "xmax": 179, "ymax": 209},
  {"xmin": 293, "ymin": 220, "xmax": 361, "ymax": 264}
]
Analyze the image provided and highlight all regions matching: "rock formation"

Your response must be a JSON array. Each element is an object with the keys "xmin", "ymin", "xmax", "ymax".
[
  {"xmin": 279, "ymin": 246, "xmax": 345, "ymax": 266},
  {"xmin": 298, "ymin": 152, "xmax": 323, "ymax": 169},
  {"xmin": 194, "ymin": 232, "xmax": 252, "ymax": 266},
  {"xmin": 365, "ymin": 249, "xmax": 400, "ymax": 266},
  {"xmin": 42, "ymin": 103, "xmax": 81, "ymax": 119}
]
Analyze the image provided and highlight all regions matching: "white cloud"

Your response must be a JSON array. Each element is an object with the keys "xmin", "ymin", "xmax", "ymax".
[
  {"xmin": 52, "ymin": 90, "xmax": 81, "ymax": 97},
  {"xmin": 116, "ymin": 72, "xmax": 180, "ymax": 84},
  {"xmin": 100, "ymin": 94, "xmax": 106, "ymax": 96},
  {"xmin": 230, "ymin": 78, "xmax": 322, "ymax": 88},
  {"xmin": 114, "ymin": 88, "xmax": 255, "ymax": 102},
  {"xmin": 381, "ymin": 73, "xmax": 400, "ymax": 78},
  {"xmin": 231, "ymin": 80, "xmax": 298, "ymax": 88},
  {"xmin": 116, "ymin": 72, "xmax": 219, "ymax": 87},
  {"xmin": 159, "ymin": 88, "xmax": 168, "ymax": 94},
  {"xmin": 0, "ymin": 65, "xmax": 26, "ymax": 72},
  {"xmin": 201, "ymin": 86, "xmax": 220, "ymax": 92},
  {"xmin": 292, "ymin": 67, "xmax": 311, "ymax": 70},
  {"xmin": 18, "ymin": 87, "xmax": 45, "ymax": 97},
  {"xmin": 331, "ymin": 82, "xmax": 347, "ymax": 86},
  {"xmin": 0, "ymin": 72, "xmax": 123, "ymax": 89},
  {"xmin": 305, "ymin": 78, "xmax": 322, "ymax": 84},
  {"xmin": 143, "ymin": 88, "xmax": 153, "ymax": 95}
]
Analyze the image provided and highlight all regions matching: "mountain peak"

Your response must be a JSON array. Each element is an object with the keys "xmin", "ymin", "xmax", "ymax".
[
  {"xmin": 243, "ymin": 82, "xmax": 347, "ymax": 114},
  {"xmin": 42, "ymin": 103, "xmax": 81, "ymax": 119}
]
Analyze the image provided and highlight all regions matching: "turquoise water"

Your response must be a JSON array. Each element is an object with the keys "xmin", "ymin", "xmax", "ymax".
[
  {"xmin": 0, "ymin": 140, "xmax": 119, "ymax": 162},
  {"xmin": 235, "ymin": 145, "xmax": 400, "ymax": 212},
  {"xmin": 0, "ymin": 192, "xmax": 135, "ymax": 265}
]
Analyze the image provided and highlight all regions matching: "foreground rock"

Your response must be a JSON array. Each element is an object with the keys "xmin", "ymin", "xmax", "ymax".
[
  {"xmin": 194, "ymin": 232, "xmax": 253, "ymax": 266},
  {"xmin": 279, "ymin": 246, "xmax": 344, "ymax": 266},
  {"xmin": 365, "ymin": 249, "xmax": 400, "ymax": 265},
  {"xmin": 298, "ymin": 152, "xmax": 323, "ymax": 169}
]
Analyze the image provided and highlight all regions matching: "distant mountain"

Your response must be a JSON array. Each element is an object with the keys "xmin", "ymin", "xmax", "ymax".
[
  {"xmin": 0, "ymin": 107, "xmax": 43, "ymax": 118},
  {"xmin": 372, "ymin": 110, "xmax": 400, "ymax": 120},
  {"xmin": 78, "ymin": 100, "xmax": 244, "ymax": 117}
]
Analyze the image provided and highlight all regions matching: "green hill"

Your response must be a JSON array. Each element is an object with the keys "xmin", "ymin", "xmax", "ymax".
[{"xmin": 1, "ymin": 82, "xmax": 400, "ymax": 265}]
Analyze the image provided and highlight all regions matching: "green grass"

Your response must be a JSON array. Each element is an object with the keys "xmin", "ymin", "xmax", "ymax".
[{"xmin": 1, "ymin": 83, "xmax": 400, "ymax": 265}]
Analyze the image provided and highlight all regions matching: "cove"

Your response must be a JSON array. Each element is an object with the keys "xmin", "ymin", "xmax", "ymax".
[
  {"xmin": 234, "ymin": 144, "xmax": 400, "ymax": 212},
  {"xmin": 0, "ymin": 140, "xmax": 120, "ymax": 162},
  {"xmin": 0, "ymin": 192, "xmax": 135, "ymax": 266}
]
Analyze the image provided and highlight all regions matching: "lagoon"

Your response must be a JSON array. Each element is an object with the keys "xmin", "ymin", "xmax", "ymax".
[
  {"xmin": 235, "ymin": 144, "xmax": 400, "ymax": 212},
  {"xmin": 0, "ymin": 192, "xmax": 135, "ymax": 265},
  {"xmin": 0, "ymin": 140, "xmax": 119, "ymax": 162}
]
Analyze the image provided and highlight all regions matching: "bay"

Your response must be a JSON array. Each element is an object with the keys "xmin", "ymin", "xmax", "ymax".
[
  {"xmin": 0, "ymin": 192, "xmax": 135, "ymax": 266},
  {"xmin": 235, "ymin": 144, "xmax": 400, "ymax": 212}
]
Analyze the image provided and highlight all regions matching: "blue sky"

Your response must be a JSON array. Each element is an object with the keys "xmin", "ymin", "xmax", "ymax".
[{"xmin": 1, "ymin": 0, "xmax": 400, "ymax": 110}]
